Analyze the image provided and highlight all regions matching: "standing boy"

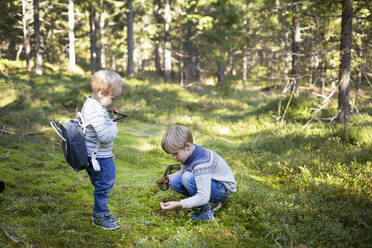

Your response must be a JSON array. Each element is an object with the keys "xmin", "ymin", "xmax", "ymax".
[
  {"xmin": 81, "ymin": 70, "xmax": 124, "ymax": 230},
  {"xmin": 159, "ymin": 125, "xmax": 237, "ymax": 221}
]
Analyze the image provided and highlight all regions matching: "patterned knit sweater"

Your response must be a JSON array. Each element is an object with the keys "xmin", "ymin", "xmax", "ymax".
[
  {"xmin": 81, "ymin": 96, "xmax": 118, "ymax": 158},
  {"xmin": 178, "ymin": 144, "xmax": 237, "ymax": 209}
]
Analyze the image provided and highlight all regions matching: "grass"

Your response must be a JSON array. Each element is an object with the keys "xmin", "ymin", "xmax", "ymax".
[{"xmin": 0, "ymin": 59, "xmax": 372, "ymax": 247}]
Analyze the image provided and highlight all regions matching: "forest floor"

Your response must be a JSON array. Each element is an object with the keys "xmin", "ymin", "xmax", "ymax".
[{"xmin": 0, "ymin": 59, "xmax": 372, "ymax": 247}]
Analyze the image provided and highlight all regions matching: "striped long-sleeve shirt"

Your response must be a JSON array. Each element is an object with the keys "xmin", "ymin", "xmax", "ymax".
[{"xmin": 81, "ymin": 96, "xmax": 118, "ymax": 158}]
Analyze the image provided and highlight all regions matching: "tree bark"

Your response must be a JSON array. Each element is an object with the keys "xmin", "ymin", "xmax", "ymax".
[
  {"xmin": 154, "ymin": 42, "xmax": 161, "ymax": 74},
  {"xmin": 164, "ymin": 0, "xmax": 172, "ymax": 82},
  {"xmin": 89, "ymin": 5, "xmax": 98, "ymax": 72},
  {"xmin": 100, "ymin": 0, "xmax": 105, "ymax": 69},
  {"xmin": 68, "ymin": 0, "xmax": 76, "ymax": 70},
  {"xmin": 126, "ymin": 0, "xmax": 135, "ymax": 76},
  {"xmin": 22, "ymin": 0, "xmax": 31, "ymax": 72},
  {"xmin": 243, "ymin": 48, "xmax": 248, "ymax": 87},
  {"xmin": 33, "ymin": 0, "xmax": 43, "ymax": 75},
  {"xmin": 291, "ymin": 0, "xmax": 301, "ymax": 94},
  {"xmin": 337, "ymin": 0, "xmax": 353, "ymax": 124},
  {"xmin": 94, "ymin": 0, "xmax": 102, "ymax": 70},
  {"xmin": 185, "ymin": 20, "xmax": 194, "ymax": 83},
  {"xmin": 195, "ymin": 37, "xmax": 201, "ymax": 83},
  {"xmin": 153, "ymin": 0, "xmax": 162, "ymax": 74},
  {"xmin": 217, "ymin": 61, "xmax": 225, "ymax": 83}
]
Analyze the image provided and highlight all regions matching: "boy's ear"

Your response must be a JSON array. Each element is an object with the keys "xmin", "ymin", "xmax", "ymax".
[
  {"xmin": 97, "ymin": 91, "xmax": 103, "ymax": 99},
  {"xmin": 185, "ymin": 142, "xmax": 193, "ymax": 150}
]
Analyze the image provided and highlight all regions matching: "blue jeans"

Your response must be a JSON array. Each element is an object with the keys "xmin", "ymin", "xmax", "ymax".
[
  {"xmin": 86, "ymin": 157, "xmax": 115, "ymax": 218},
  {"xmin": 169, "ymin": 171, "xmax": 229, "ymax": 211}
]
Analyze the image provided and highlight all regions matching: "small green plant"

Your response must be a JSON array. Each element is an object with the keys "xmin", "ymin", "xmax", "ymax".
[{"xmin": 333, "ymin": 124, "xmax": 372, "ymax": 147}]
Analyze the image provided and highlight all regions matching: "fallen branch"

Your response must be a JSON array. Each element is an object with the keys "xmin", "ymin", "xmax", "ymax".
[
  {"xmin": 0, "ymin": 125, "xmax": 5, "ymax": 137},
  {"xmin": 251, "ymin": 134, "xmax": 261, "ymax": 149},
  {"xmin": 363, "ymin": 72, "xmax": 372, "ymax": 88},
  {"xmin": 281, "ymin": 92, "xmax": 294, "ymax": 124},
  {"xmin": 312, "ymin": 92, "xmax": 328, "ymax": 99},
  {"xmin": 1, "ymin": 227, "xmax": 20, "ymax": 245},
  {"xmin": 303, "ymin": 82, "xmax": 340, "ymax": 129},
  {"xmin": 0, "ymin": 128, "xmax": 45, "ymax": 136}
]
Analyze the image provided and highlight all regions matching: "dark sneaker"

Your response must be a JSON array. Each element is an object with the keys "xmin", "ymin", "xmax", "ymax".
[
  {"xmin": 191, "ymin": 209, "xmax": 215, "ymax": 221},
  {"xmin": 211, "ymin": 201, "xmax": 222, "ymax": 212},
  {"xmin": 92, "ymin": 216, "xmax": 120, "ymax": 230},
  {"xmin": 104, "ymin": 214, "xmax": 120, "ymax": 224}
]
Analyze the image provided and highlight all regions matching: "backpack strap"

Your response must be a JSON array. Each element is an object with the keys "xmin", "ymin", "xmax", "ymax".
[
  {"xmin": 50, "ymin": 121, "xmax": 66, "ymax": 142},
  {"xmin": 91, "ymin": 142, "xmax": 101, "ymax": 171},
  {"xmin": 77, "ymin": 112, "xmax": 87, "ymax": 134}
]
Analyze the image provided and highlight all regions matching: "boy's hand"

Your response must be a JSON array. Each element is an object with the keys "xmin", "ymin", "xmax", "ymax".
[
  {"xmin": 112, "ymin": 108, "xmax": 119, "ymax": 114},
  {"xmin": 160, "ymin": 201, "xmax": 181, "ymax": 210}
]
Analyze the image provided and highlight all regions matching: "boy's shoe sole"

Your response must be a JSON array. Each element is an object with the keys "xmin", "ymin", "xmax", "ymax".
[
  {"xmin": 211, "ymin": 202, "xmax": 222, "ymax": 212},
  {"xmin": 191, "ymin": 209, "xmax": 215, "ymax": 221},
  {"xmin": 91, "ymin": 216, "xmax": 120, "ymax": 224},
  {"xmin": 92, "ymin": 220, "xmax": 120, "ymax": 230},
  {"xmin": 191, "ymin": 215, "xmax": 215, "ymax": 221}
]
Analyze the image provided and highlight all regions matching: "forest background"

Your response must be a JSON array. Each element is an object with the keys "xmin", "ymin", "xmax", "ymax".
[{"xmin": 0, "ymin": 0, "xmax": 371, "ymax": 247}]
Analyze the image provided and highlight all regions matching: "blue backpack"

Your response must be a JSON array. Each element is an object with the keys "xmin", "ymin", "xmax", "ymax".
[
  {"xmin": 50, "ymin": 110, "xmax": 127, "ymax": 172},
  {"xmin": 50, "ymin": 116, "xmax": 90, "ymax": 172}
]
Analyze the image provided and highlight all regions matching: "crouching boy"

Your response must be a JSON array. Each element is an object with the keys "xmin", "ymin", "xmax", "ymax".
[{"xmin": 159, "ymin": 125, "xmax": 237, "ymax": 221}]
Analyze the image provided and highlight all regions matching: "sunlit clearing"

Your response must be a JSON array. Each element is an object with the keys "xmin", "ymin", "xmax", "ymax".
[
  {"xmin": 139, "ymin": 143, "xmax": 154, "ymax": 151},
  {"xmin": 219, "ymin": 126, "xmax": 231, "ymax": 135},
  {"xmin": 0, "ymin": 89, "xmax": 17, "ymax": 107}
]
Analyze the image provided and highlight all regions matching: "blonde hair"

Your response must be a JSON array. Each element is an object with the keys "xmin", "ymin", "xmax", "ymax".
[
  {"xmin": 91, "ymin": 70, "xmax": 124, "ymax": 97},
  {"xmin": 161, "ymin": 125, "xmax": 193, "ymax": 153}
]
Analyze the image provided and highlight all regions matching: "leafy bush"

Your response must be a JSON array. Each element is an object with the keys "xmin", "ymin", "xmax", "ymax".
[{"xmin": 333, "ymin": 124, "xmax": 372, "ymax": 147}]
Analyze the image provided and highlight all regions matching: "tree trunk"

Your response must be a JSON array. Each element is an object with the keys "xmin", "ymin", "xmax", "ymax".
[
  {"xmin": 22, "ymin": 0, "xmax": 31, "ymax": 72},
  {"xmin": 195, "ymin": 37, "xmax": 201, "ymax": 83},
  {"xmin": 94, "ymin": 0, "xmax": 102, "ymax": 70},
  {"xmin": 154, "ymin": 42, "xmax": 161, "ymax": 74},
  {"xmin": 242, "ymin": 48, "xmax": 248, "ymax": 87},
  {"xmin": 126, "ymin": 0, "xmax": 135, "ymax": 76},
  {"xmin": 217, "ymin": 61, "xmax": 225, "ymax": 83},
  {"xmin": 48, "ymin": 16, "xmax": 56, "ymax": 64},
  {"xmin": 291, "ymin": 0, "xmax": 300, "ymax": 94},
  {"xmin": 33, "ymin": 0, "xmax": 43, "ymax": 75},
  {"xmin": 164, "ymin": 0, "xmax": 172, "ymax": 82},
  {"xmin": 89, "ymin": 5, "xmax": 98, "ymax": 72},
  {"xmin": 100, "ymin": 1, "xmax": 106, "ymax": 69},
  {"xmin": 179, "ymin": 57, "xmax": 185, "ymax": 86},
  {"xmin": 68, "ymin": 0, "xmax": 76, "ymax": 70},
  {"xmin": 153, "ymin": 0, "xmax": 162, "ymax": 74},
  {"xmin": 337, "ymin": 0, "xmax": 353, "ymax": 124},
  {"xmin": 185, "ymin": 20, "xmax": 194, "ymax": 83},
  {"xmin": 242, "ymin": 4, "xmax": 248, "ymax": 87}
]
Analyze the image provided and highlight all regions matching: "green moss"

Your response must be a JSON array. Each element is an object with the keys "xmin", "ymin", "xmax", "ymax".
[{"xmin": 0, "ymin": 60, "xmax": 371, "ymax": 247}]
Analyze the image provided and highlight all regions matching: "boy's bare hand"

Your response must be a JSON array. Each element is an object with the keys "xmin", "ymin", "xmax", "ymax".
[
  {"xmin": 160, "ymin": 201, "xmax": 181, "ymax": 210},
  {"xmin": 112, "ymin": 107, "xmax": 119, "ymax": 114}
]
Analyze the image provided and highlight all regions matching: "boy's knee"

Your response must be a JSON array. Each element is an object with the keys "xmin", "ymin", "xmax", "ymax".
[
  {"xmin": 169, "ymin": 173, "xmax": 182, "ymax": 190},
  {"xmin": 181, "ymin": 172, "xmax": 194, "ymax": 187}
]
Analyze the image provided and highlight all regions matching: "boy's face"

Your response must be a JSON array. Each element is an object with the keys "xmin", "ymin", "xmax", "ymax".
[
  {"xmin": 170, "ymin": 142, "xmax": 193, "ymax": 164},
  {"xmin": 97, "ymin": 91, "xmax": 116, "ymax": 108}
]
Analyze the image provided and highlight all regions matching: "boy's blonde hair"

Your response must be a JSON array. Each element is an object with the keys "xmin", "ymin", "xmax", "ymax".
[
  {"xmin": 91, "ymin": 70, "xmax": 124, "ymax": 97},
  {"xmin": 161, "ymin": 125, "xmax": 193, "ymax": 153}
]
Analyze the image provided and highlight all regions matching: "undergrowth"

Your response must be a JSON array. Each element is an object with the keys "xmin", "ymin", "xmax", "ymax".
[{"xmin": 0, "ymin": 59, "xmax": 371, "ymax": 247}]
